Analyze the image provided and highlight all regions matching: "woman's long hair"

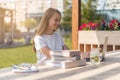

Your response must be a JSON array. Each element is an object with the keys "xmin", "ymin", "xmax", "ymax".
[
  {"xmin": 32, "ymin": 8, "xmax": 61, "ymax": 53},
  {"xmin": 35, "ymin": 8, "xmax": 61, "ymax": 36}
]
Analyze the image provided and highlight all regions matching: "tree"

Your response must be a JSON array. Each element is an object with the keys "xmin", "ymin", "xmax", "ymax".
[
  {"xmin": 81, "ymin": 0, "xmax": 104, "ymax": 24},
  {"xmin": 21, "ymin": 18, "xmax": 37, "ymax": 32},
  {"xmin": 61, "ymin": 0, "xmax": 72, "ymax": 31}
]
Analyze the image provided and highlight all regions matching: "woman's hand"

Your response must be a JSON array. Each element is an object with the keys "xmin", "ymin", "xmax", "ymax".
[{"xmin": 40, "ymin": 46, "xmax": 51, "ymax": 58}]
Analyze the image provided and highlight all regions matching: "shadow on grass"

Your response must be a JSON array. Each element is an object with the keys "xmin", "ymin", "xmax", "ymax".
[{"xmin": 0, "ymin": 43, "xmax": 32, "ymax": 49}]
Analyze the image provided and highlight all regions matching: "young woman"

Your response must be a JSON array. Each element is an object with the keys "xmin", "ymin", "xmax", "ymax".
[{"xmin": 33, "ymin": 8, "xmax": 69, "ymax": 63}]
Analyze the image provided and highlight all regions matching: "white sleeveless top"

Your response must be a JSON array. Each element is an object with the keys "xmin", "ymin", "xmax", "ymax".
[{"xmin": 34, "ymin": 32, "xmax": 65, "ymax": 63}]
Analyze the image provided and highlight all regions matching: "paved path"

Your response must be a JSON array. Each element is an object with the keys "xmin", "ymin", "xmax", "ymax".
[{"xmin": 0, "ymin": 42, "xmax": 24, "ymax": 48}]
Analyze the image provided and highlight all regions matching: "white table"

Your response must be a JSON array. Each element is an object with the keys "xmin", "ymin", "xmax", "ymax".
[{"xmin": 0, "ymin": 51, "xmax": 120, "ymax": 80}]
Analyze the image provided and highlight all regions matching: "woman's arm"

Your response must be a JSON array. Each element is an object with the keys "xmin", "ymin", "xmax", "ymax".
[
  {"xmin": 40, "ymin": 45, "xmax": 69, "ymax": 58},
  {"xmin": 39, "ymin": 46, "xmax": 51, "ymax": 58},
  {"xmin": 40, "ymin": 45, "xmax": 69, "ymax": 59}
]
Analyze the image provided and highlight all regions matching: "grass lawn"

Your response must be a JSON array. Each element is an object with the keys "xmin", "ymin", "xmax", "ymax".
[
  {"xmin": 0, "ymin": 36, "xmax": 72, "ymax": 69},
  {"xmin": 0, "ymin": 44, "xmax": 36, "ymax": 68},
  {"xmin": 63, "ymin": 34, "xmax": 72, "ymax": 49}
]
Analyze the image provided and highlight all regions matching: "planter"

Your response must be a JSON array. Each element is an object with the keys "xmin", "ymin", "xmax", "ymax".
[{"xmin": 78, "ymin": 31, "xmax": 120, "ymax": 52}]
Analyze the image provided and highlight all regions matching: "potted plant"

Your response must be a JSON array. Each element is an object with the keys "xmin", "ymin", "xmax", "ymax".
[{"xmin": 78, "ymin": 19, "xmax": 120, "ymax": 52}]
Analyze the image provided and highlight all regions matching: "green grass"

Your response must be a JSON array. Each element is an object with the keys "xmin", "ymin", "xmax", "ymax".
[
  {"xmin": 63, "ymin": 34, "xmax": 72, "ymax": 49},
  {"xmin": 0, "ymin": 44, "xmax": 36, "ymax": 68},
  {"xmin": 0, "ymin": 36, "xmax": 71, "ymax": 69},
  {"xmin": 64, "ymin": 38, "xmax": 72, "ymax": 49}
]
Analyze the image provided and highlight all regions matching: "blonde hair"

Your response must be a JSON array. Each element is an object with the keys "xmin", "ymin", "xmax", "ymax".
[
  {"xmin": 35, "ymin": 8, "xmax": 61, "ymax": 36},
  {"xmin": 32, "ymin": 8, "xmax": 61, "ymax": 53}
]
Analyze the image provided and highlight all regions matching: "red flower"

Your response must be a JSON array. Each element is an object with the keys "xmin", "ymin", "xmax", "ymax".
[
  {"xmin": 109, "ymin": 19, "xmax": 119, "ymax": 30},
  {"xmin": 79, "ymin": 19, "xmax": 120, "ymax": 31},
  {"xmin": 79, "ymin": 22, "xmax": 98, "ymax": 30}
]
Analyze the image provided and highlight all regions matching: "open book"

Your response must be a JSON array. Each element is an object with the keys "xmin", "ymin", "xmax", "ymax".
[
  {"xmin": 50, "ymin": 50, "xmax": 81, "ymax": 57},
  {"xmin": 51, "ymin": 56, "xmax": 80, "ymax": 61}
]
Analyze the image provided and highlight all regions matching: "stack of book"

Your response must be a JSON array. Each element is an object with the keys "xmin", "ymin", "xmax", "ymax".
[{"xmin": 44, "ymin": 50, "xmax": 86, "ymax": 69}]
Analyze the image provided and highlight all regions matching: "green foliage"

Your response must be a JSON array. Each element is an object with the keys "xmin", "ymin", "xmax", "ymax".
[
  {"xmin": 81, "ymin": 0, "xmax": 104, "ymax": 24},
  {"xmin": 63, "ymin": 34, "xmax": 72, "ymax": 49},
  {"xmin": 61, "ymin": 0, "xmax": 72, "ymax": 31},
  {"xmin": 20, "ymin": 18, "xmax": 37, "ymax": 31}
]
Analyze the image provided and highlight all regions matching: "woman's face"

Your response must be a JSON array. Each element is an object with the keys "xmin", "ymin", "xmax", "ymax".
[{"xmin": 48, "ymin": 12, "xmax": 61, "ymax": 32}]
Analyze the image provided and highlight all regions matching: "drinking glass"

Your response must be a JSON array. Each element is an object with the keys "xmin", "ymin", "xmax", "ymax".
[{"xmin": 90, "ymin": 48, "xmax": 101, "ymax": 64}]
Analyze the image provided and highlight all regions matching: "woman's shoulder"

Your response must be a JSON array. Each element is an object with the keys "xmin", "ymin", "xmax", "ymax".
[
  {"xmin": 34, "ymin": 35, "xmax": 44, "ymax": 40},
  {"xmin": 54, "ymin": 32, "xmax": 61, "ymax": 37}
]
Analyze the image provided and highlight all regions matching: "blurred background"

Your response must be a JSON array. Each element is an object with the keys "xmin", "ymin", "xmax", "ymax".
[
  {"xmin": 0, "ymin": 0, "xmax": 120, "ymax": 68},
  {"xmin": 0, "ymin": 0, "xmax": 72, "ymax": 47},
  {"xmin": 0, "ymin": 0, "xmax": 72, "ymax": 68}
]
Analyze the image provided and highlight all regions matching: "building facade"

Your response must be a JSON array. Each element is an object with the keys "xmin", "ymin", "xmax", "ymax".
[
  {"xmin": 0, "ymin": 0, "xmax": 65, "ymax": 31},
  {"xmin": 97, "ymin": 0, "xmax": 120, "ymax": 21}
]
